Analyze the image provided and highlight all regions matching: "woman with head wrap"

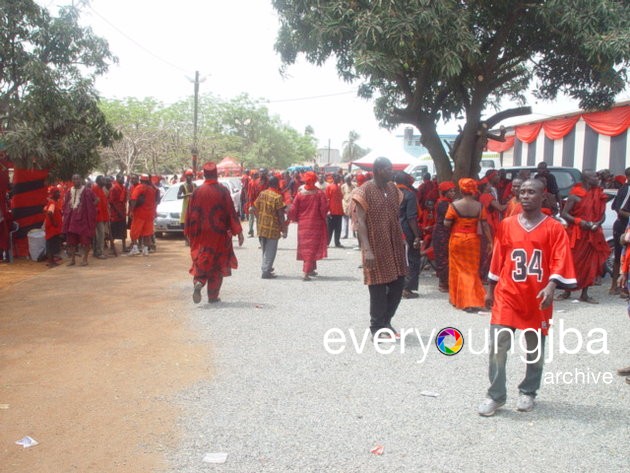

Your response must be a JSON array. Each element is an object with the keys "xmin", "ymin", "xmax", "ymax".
[
  {"xmin": 288, "ymin": 171, "xmax": 328, "ymax": 280},
  {"xmin": 432, "ymin": 181, "xmax": 456, "ymax": 292},
  {"xmin": 443, "ymin": 178, "xmax": 492, "ymax": 312}
]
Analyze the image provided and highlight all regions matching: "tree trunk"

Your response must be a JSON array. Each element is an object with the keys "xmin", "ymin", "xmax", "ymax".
[{"xmin": 416, "ymin": 117, "xmax": 452, "ymax": 181}]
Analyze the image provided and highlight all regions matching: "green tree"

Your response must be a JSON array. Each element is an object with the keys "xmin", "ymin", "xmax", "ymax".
[
  {"xmin": 1, "ymin": 1, "xmax": 118, "ymax": 179},
  {"xmin": 274, "ymin": 0, "xmax": 629, "ymax": 180},
  {"xmin": 99, "ymin": 93, "xmax": 317, "ymax": 175},
  {"xmin": 342, "ymin": 130, "xmax": 369, "ymax": 162}
]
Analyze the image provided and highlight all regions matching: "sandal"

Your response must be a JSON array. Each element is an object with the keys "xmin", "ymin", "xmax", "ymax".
[
  {"xmin": 579, "ymin": 296, "xmax": 598, "ymax": 304},
  {"xmin": 555, "ymin": 291, "xmax": 571, "ymax": 300}
]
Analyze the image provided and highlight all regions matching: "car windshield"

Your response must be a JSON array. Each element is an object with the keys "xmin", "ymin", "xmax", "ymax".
[
  {"xmin": 161, "ymin": 184, "xmax": 181, "ymax": 202},
  {"xmin": 550, "ymin": 170, "xmax": 578, "ymax": 190}
]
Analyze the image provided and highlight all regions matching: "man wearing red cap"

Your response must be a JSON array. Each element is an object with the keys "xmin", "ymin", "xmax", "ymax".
[
  {"xmin": 44, "ymin": 186, "xmax": 63, "ymax": 267},
  {"xmin": 128, "ymin": 174, "xmax": 157, "ymax": 256},
  {"xmin": 185, "ymin": 162, "xmax": 244, "ymax": 303}
]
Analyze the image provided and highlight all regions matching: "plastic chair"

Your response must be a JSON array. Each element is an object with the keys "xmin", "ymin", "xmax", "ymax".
[{"xmin": 8, "ymin": 221, "xmax": 19, "ymax": 263}]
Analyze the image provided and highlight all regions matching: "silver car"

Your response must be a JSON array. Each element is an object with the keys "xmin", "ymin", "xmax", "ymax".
[{"xmin": 154, "ymin": 185, "xmax": 185, "ymax": 236}]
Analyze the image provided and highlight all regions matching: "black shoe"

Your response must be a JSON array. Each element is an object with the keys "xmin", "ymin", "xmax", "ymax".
[
  {"xmin": 261, "ymin": 271, "xmax": 277, "ymax": 279},
  {"xmin": 402, "ymin": 289, "xmax": 419, "ymax": 299},
  {"xmin": 335, "ymin": 244, "xmax": 345, "ymax": 248}
]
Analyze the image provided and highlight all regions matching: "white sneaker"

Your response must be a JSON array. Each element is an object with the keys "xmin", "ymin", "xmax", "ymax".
[
  {"xmin": 478, "ymin": 397, "xmax": 505, "ymax": 416},
  {"xmin": 128, "ymin": 246, "xmax": 140, "ymax": 256},
  {"xmin": 142, "ymin": 247, "xmax": 149, "ymax": 256},
  {"xmin": 516, "ymin": 393, "xmax": 535, "ymax": 412}
]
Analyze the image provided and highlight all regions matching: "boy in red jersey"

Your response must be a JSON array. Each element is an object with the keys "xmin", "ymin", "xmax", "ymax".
[{"xmin": 479, "ymin": 179, "xmax": 577, "ymax": 416}]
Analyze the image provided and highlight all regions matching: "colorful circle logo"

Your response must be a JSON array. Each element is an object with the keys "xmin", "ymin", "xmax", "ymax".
[{"xmin": 435, "ymin": 327, "xmax": 464, "ymax": 356}]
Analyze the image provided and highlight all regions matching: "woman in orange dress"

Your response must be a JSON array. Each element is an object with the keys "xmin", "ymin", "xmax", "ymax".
[{"xmin": 444, "ymin": 178, "xmax": 492, "ymax": 312}]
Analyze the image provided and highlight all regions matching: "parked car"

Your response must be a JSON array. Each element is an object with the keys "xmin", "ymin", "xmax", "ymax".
[
  {"xmin": 154, "ymin": 184, "xmax": 185, "ymax": 236},
  {"xmin": 154, "ymin": 178, "xmax": 243, "ymax": 237},
  {"xmin": 501, "ymin": 166, "xmax": 582, "ymax": 200}
]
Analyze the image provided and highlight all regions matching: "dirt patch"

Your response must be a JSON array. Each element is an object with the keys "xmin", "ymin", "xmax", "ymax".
[
  {"xmin": 0, "ymin": 258, "xmax": 48, "ymax": 289},
  {"xmin": 0, "ymin": 239, "xmax": 210, "ymax": 473}
]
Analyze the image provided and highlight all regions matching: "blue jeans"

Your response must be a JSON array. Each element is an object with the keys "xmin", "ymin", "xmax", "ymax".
[{"xmin": 487, "ymin": 324, "xmax": 546, "ymax": 403}]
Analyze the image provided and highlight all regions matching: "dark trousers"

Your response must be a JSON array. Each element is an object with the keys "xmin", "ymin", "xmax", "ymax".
[
  {"xmin": 327, "ymin": 215, "xmax": 342, "ymax": 246},
  {"xmin": 405, "ymin": 237, "xmax": 421, "ymax": 291},
  {"xmin": 487, "ymin": 325, "xmax": 546, "ymax": 403},
  {"xmin": 368, "ymin": 276, "xmax": 405, "ymax": 334}
]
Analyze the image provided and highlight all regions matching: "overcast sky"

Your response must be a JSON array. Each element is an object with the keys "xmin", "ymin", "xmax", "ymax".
[{"xmin": 39, "ymin": 0, "xmax": 626, "ymax": 155}]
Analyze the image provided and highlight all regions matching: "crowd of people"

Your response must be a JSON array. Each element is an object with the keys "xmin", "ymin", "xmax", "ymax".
[
  {"xmin": 0, "ymin": 172, "xmax": 170, "ymax": 266},
  {"xmin": 1, "ymin": 158, "xmax": 628, "ymax": 409},
  {"xmin": 192, "ymin": 158, "xmax": 628, "ymax": 415}
]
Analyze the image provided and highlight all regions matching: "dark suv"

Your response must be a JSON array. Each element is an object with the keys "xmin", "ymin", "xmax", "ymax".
[{"xmin": 501, "ymin": 166, "xmax": 582, "ymax": 199}]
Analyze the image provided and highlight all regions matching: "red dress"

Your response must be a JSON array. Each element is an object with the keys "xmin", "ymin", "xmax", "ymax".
[{"xmin": 289, "ymin": 188, "xmax": 328, "ymax": 269}]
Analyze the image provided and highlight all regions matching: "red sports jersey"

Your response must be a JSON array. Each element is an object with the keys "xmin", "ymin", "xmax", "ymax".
[{"xmin": 488, "ymin": 215, "xmax": 576, "ymax": 334}]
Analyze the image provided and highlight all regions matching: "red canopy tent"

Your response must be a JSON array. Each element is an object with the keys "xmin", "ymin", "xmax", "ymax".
[{"xmin": 217, "ymin": 156, "xmax": 242, "ymax": 176}]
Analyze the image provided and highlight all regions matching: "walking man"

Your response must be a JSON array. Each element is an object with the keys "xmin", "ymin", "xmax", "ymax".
[
  {"xmin": 394, "ymin": 172, "xmax": 421, "ymax": 299},
  {"xmin": 254, "ymin": 176, "xmax": 287, "ymax": 279},
  {"xmin": 353, "ymin": 157, "xmax": 408, "ymax": 337},
  {"xmin": 185, "ymin": 162, "xmax": 244, "ymax": 304},
  {"xmin": 326, "ymin": 174, "xmax": 345, "ymax": 247},
  {"xmin": 479, "ymin": 179, "xmax": 576, "ymax": 416}
]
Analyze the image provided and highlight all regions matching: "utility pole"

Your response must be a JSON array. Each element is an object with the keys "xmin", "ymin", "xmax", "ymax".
[
  {"xmin": 188, "ymin": 71, "xmax": 206, "ymax": 174},
  {"xmin": 327, "ymin": 139, "xmax": 331, "ymax": 164}
]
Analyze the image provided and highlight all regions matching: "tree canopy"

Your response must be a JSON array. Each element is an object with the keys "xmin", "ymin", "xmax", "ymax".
[
  {"xmin": 0, "ymin": 0, "xmax": 119, "ymax": 179},
  {"xmin": 98, "ymin": 94, "xmax": 318, "ymax": 175},
  {"xmin": 273, "ymin": 0, "xmax": 630, "ymax": 180}
]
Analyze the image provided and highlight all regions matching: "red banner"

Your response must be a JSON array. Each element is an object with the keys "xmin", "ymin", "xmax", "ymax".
[
  {"xmin": 542, "ymin": 115, "xmax": 581, "ymax": 140},
  {"xmin": 486, "ymin": 135, "xmax": 515, "ymax": 152},
  {"xmin": 582, "ymin": 105, "xmax": 630, "ymax": 137},
  {"xmin": 515, "ymin": 123, "xmax": 543, "ymax": 144}
]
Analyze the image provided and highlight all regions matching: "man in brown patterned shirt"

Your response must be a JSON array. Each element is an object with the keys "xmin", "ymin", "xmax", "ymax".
[
  {"xmin": 254, "ymin": 176, "xmax": 287, "ymax": 279},
  {"xmin": 353, "ymin": 157, "xmax": 408, "ymax": 338}
]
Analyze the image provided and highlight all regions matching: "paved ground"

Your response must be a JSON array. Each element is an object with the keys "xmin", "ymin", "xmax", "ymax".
[
  {"xmin": 1, "ymin": 227, "xmax": 628, "ymax": 472},
  {"xmin": 167, "ymin": 227, "xmax": 629, "ymax": 472}
]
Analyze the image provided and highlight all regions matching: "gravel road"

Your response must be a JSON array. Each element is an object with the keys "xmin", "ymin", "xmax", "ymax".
[{"xmin": 167, "ymin": 227, "xmax": 629, "ymax": 472}]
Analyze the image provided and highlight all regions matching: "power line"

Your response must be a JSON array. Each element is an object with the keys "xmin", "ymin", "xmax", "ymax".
[
  {"xmin": 87, "ymin": 4, "xmax": 191, "ymax": 75},
  {"xmin": 263, "ymin": 89, "xmax": 358, "ymax": 104}
]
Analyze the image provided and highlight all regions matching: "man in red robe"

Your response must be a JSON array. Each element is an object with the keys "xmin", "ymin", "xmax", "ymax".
[
  {"xmin": 558, "ymin": 170, "xmax": 610, "ymax": 303},
  {"xmin": 62, "ymin": 174, "xmax": 97, "ymax": 266},
  {"xmin": 185, "ymin": 162, "xmax": 244, "ymax": 304},
  {"xmin": 128, "ymin": 174, "xmax": 157, "ymax": 256}
]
